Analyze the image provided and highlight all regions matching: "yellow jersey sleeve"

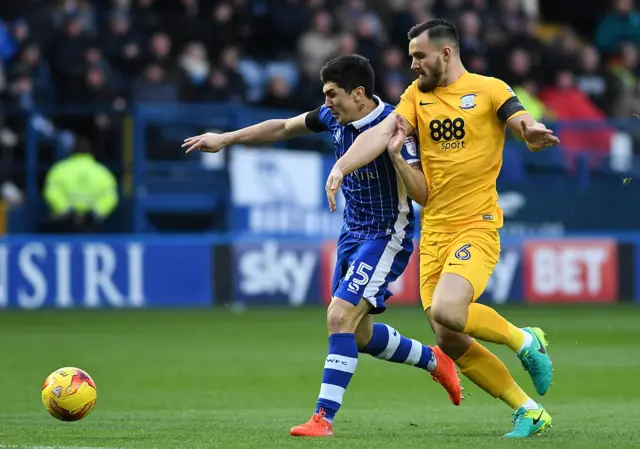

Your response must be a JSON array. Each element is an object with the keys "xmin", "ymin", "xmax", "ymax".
[
  {"xmin": 394, "ymin": 82, "xmax": 418, "ymax": 130},
  {"xmin": 490, "ymin": 77, "xmax": 527, "ymax": 123}
]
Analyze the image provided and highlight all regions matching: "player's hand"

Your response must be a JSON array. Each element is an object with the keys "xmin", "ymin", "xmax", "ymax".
[
  {"xmin": 387, "ymin": 120, "xmax": 407, "ymax": 159},
  {"xmin": 521, "ymin": 120, "xmax": 560, "ymax": 151},
  {"xmin": 325, "ymin": 166, "xmax": 344, "ymax": 213},
  {"xmin": 182, "ymin": 132, "xmax": 228, "ymax": 154}
]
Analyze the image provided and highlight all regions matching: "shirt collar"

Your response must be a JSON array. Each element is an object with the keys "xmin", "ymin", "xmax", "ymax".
[{"xmin": 349, "ymin": 95, "xmax": 385, "ymax": 129}]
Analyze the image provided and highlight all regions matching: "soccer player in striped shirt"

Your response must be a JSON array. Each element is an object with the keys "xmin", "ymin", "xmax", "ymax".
[{"xmin": 183, "ymin": 54, "xmax": 461, "ymax": 437}]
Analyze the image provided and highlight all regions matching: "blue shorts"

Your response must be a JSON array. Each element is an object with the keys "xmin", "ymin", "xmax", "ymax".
[{"xmin": 332, "ymin": 232, "xmax": 414, "ymax": 314}]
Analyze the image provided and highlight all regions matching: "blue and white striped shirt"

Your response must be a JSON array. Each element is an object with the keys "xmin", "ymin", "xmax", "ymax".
[{"xmin": 306, "ymin": 96, "xmax": 418, "ymax": 240}]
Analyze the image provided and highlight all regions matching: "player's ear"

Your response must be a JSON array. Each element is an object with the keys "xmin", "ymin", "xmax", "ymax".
[
  {"xmin": 353, "ymin": 86, "xmax": 365, "ymax": 102},
  {"xmin": 442, "ymin": 47, "xmax": 452, "ymax": 62}
]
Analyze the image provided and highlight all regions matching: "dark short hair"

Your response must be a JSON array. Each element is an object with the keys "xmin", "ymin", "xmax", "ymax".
[
  {"xmin": 408, "ymin": 18, "xmax": 459, "ymax": 47},
  {"xmin": 320, "ymin": 54, "xmax": 374, "ymax": 98}
]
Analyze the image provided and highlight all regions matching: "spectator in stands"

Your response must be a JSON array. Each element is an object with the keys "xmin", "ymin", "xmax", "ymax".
[
  {"xmin": 378, "ymin": 46, "xmax": 412, "ymax": 94},
  {"xmin": 218, "ymin": 45, "xmax": 246, "ymax": 102},
  {"xmin": 595, "ymin": 0, "xmax": 640, "ymax": 56},
  {"xmin": 173, "ymin": 0, "xmax": 202, "ymax": 48},
  {"xmin": 355, "ymin": 15, "xmax": 384, "ymax": 72},
  {"xmin": 610, "ymin": 42, "xmax": 639, "ymax": 93},
  {"xmin": 133, "ymin": 0, "xmax": 163, "ymax": 35},
  {"xmin": 80, "ymin": 65, "xmax": 123, "ymax": 107},
  {"xmin": 52, "ymin": 0, "xmax": 96, "ymax": 37},
  {"xmin": 389, "ymin": 0, "xmax": 433, "ymax": 48},
  {"xmin": 146, "ymin": 32, "xmax": 174, "ymax": 72},
  {"xmin": 102, "ymin": 12, "xmax": 143, "ymax": 80},
  {"xmin": 540, "ymin": 69, "xmax": 614, "ymax": 168},
  {"xmin": 496, "ymin": 0, "xmax": 529, "ymax": 36},
  {"xmin": 336, "ymin": 0, "xmax": 384, "ymax": 37},
  {"xmin": 177, "ymin": 41, "xmax": 210, "ymax": 101},
  {"xmin": 43, "ymin": 135, "xmax": 118, "ymax": 233},
  {"xmin": 513, "ymin": 79, "xmax": 552, "ymax": 122},
  {"xmin": 502, "ymin": 48, "xmax": 533, "ymax": 87},
  {"xmin": 381, "ymin": 72, "xmax": 406, "ymax": 103},
  {"xmin": 336, "ymin": 33, "xmax": 357, "ymax": 57},
  {"xmin": 576, "ymin": 45, "xmax": 621, "ymax": 116},
  {"xmin": 433, "ymin": 0, "xmax": 464, "ymax": 22},
  {"xmin": 483, "ymin": 21, "xmax": 509, "ymax": 73},
  {"xmin": 11, "ymin": 18, "xmax": 29, "ymax": 54},
  {"xmin": 50, "ymin": 15, "xmax": 91, "ymax": 101},
  {"xmin": 298, "ymin": 10, "xmax": 338, "ymax": 79},
  {"xmin": 85, "ymin": 46, "xmax": 118, "ymax": 84},
  {"xmin": 198, "ymin": 68, "xmax": 234, "ymax": 103},
  {"xmin": 543, "ymin": 27, "xmax": 581, "ymax": 79},
  {"xmin": 458, "ymin": 9, "xmax": 486, "ymax": 60},
  {"xmin": 467, "ymin": 0, "xmax": 493, "ymax": 23},
  {"xmin": 133, "ymin": 63, "xmax": 177, "ymax": 103},
  {"xmin": 608, "ymin": 42, "xmax": 640, "ymax": 116},
  {"xmin": 266, "ymin": 0, "xmax": 310, "ymax": 57},
  {"xmin": 260, "ymin": 76, "xmax": 300, "ymax": 111},
  {"xmin": 11, "ymin": 43, "xmax": 54, "ymax": 105},
  {"xmin": 207, "ymin": 1, "xmax": 236, "ymax": 56},
  {"xmin": 229, "ymin": 0, "xmax": 256, "ymax": 53}
]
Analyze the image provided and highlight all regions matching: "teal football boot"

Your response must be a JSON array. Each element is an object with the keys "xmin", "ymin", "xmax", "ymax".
[
  {"xmin": 518, "ymin": 327, "xmax": 553, "ymax": 395},
  {"xmin": 504, "ymin": 405, "xmax": 552, "ymax": 438}
]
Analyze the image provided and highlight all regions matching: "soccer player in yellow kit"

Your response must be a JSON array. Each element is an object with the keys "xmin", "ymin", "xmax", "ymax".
[{"xmin": 325, "ymin": 19, "xmax": 560, "ymax": 438}]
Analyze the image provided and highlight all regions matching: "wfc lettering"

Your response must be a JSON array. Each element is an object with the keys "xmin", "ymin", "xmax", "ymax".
[{"xmin": 0, "ymin": 243, "xmax": 145, "ymax": 309}]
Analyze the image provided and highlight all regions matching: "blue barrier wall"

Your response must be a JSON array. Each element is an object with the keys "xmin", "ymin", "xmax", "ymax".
[
  {"xmin": 0, "ymin": 236, "xmax": 214, "ymax": 309},
  {"xmin": 1, "ymin": 232, "xmax": 636, "ymax": 309}
]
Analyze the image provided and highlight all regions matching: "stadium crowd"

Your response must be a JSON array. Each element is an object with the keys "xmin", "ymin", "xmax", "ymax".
[{"xmin": 0, "ymin": 0, "xmax": 638, "ymax": 196}]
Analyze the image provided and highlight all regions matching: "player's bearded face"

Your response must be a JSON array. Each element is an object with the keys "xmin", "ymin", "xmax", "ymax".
[{"xmin": 417, "ymin": 55, "xmax": 444, "ymax": 93}]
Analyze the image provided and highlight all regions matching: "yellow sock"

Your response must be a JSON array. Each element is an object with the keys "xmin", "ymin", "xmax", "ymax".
[
  {"xmin": 499, "ymin": 380, "xmax": 532, "ymax": 410},
  {"xmin": 455, "ymin": 339, "xmax": 531, "ymax": 410},
  {"xmin": 462, "ymin": 303, "xmax": 524, "ymax": 353}
]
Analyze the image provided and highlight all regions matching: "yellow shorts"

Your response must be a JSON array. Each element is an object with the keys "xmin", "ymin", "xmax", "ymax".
[{"xmin": 419, "ymin": 228, "xmax": 500, "ymax": 310}]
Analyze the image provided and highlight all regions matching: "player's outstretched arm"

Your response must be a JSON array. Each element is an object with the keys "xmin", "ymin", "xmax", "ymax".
[
  {"xmin": 387, "ymin": 124, "xmax": 427, "ymax": 206},
  {"xmin": 507, "ymin": 113, "xmax": 560, "ymax": 152},
  {"xmin": 182, "ymin": 112, "xmax": 311, "ymax": 154},
  {"xmin": 325, "ymin": 114, "xmax": 412, "ymax": 212},
  {"xmin": 335, "ymin": 113, "xmax": 408, "ymax": 174}
]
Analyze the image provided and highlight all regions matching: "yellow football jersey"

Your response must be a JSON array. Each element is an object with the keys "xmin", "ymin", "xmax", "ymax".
[{"xmin": 395, "ymin": 71, "xmax": 527, "ymax": 232}]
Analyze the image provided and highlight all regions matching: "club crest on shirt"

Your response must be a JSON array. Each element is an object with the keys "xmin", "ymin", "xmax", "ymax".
[
  {"xmin": 333, "ymin": 127, "xmax": 342, "ymax": 143},
  {"xmin": 404, "ymin": 135, "xmax": 418, "ymax": 156},
  {"xmin": 459, "ymin": 94, "xmax": 477, "ymax": 110}
]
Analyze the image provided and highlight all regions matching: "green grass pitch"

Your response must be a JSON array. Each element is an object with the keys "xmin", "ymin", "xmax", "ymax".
[{"xmin": 1, "ymin": 305, "xmax": 639, "ymax": 448}]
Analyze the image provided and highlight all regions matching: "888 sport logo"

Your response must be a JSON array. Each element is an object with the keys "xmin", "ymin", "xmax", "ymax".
[{"xmin": 429, "ymin": 117, "xmax": 466, "ymax": 151}]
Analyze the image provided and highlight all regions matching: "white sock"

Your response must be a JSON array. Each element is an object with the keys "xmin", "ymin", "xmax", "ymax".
[
  {"xmin": 518, "ymin": 329, "xmax": 533, "ymax": 355},
  {"xmin": 518, "ymin": 398, "xmax": 539, "ymax": 410}
]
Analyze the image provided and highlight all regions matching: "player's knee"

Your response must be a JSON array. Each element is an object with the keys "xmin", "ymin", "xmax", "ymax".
[
  {"xmin": 431, "ymin": 275, "xmax": 473, "ymax": 331},
  {"xmin": 326, "ymin": 298, "xmax": 360, "ymax": 334},
  {"xmin": 431, "ymin": 301, "xmax": 466, "ymax": 332}
]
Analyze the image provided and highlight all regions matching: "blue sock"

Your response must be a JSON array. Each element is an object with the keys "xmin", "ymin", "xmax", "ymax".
[
  {"xmin": 362, "ymin": 323, "xmax": 436, "ymax": 372},
  {"xmin": 315, "ymin": 333, "xmax": 358, "ymax": 423}
]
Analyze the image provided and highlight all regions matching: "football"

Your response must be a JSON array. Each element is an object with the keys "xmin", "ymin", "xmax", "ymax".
[{"xmin": 41, "ymin": 367, "xmax": 97, "ymax": 421}]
